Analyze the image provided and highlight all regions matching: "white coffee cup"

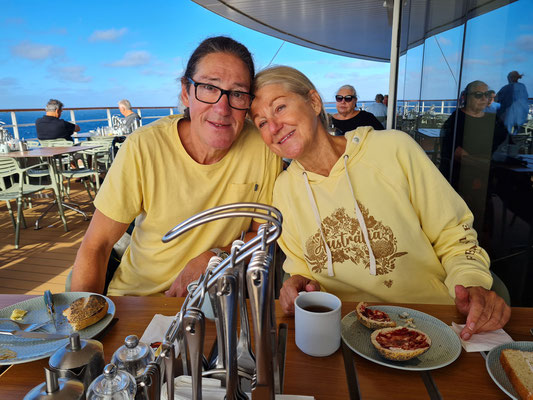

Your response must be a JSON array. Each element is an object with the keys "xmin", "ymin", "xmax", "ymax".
[{"xmin": 294, "ymin": 291, "xmax": 341, "ymax": 357}]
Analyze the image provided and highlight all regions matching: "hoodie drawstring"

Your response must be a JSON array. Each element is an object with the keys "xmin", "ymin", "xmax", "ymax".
[
  {"xmin": 343, "ymin": 155, "xmax": 377, "ymax": 275},
  {"xmin": 302, "ymin": 171, "xmax": 334, "ymax": 276}
]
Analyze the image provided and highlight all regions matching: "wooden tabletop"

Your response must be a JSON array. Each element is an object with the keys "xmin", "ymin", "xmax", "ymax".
[
  {"xmin": 0, "ymin": 146, "xmax": 100, "ymax": 158},
  {"xmin": 0, "ymin": 295, "xmax": 531, "ymax": 399}
]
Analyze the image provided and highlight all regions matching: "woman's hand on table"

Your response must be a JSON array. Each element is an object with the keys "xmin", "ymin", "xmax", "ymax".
[
  {"xmin": 279, "ymin": 275, "xmax": 321, "ymax": 316},
  {"xmin": 454, "ymin": 284, "xmax": 511, "ymax": 340},
  {"xmin": 165, "ymin": 251, "xmax": 213, "ymax": 297}
]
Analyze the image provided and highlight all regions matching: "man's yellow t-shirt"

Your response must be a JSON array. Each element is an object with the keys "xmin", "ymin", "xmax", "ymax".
[{"xmin": 94, "ymin": 115, "xmax": 282, "ymax": 296}]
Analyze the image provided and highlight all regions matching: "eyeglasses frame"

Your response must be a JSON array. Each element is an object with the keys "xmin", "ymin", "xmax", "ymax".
[{"xmin": 187, "ymin": 77, "xmax": 254, "ymax": 110}]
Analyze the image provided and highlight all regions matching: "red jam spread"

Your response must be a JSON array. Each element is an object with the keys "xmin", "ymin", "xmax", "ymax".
[
  {"xmin": 376, "ymin": 327, "xmax": 430, "ymax": 350},
  {"xmin": 362, "ymin": 305, "xmax": 391, "ymax": 322}
]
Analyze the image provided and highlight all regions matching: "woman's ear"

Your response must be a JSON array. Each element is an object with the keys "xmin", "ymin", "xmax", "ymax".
[
  {"xmin": 308, "ymin": 90, "xmax": 323, "ymax": 116},
  {"xmin": 181, "ymin": 80, "xmax": 190, "ymax": 108}
]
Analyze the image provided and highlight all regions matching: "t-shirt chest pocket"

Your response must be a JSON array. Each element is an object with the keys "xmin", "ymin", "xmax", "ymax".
[{"xmin": 225, "ymin": 182, "xmax": 260, "ymax": 204}]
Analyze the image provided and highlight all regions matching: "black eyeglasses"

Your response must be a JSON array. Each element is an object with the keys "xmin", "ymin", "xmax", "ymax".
[
  {"xmin": 187, "ymin": 78, "xmax": 254, "ymax": 110},
  {"xmin": 335, "ymin": 95, "xmax": 355, "ymax": 102},
  {"xmin": 469, "ymin": 91, "xmax": 491, "ymax": 99}
]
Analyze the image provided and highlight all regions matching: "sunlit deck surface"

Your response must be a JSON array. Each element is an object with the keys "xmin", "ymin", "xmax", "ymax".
[{"xmin": 0, "ymin": 183, "xmax": 93, "ymax": 294}]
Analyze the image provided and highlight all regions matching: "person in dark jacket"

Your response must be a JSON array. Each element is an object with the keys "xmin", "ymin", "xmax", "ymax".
[
  {"xmin": 330, "ymin": 84, "xmax": 384, "ymax": 135},
  {"xmin": 35, "ymin": 99, "xmax": 80, "ymax": 140}
]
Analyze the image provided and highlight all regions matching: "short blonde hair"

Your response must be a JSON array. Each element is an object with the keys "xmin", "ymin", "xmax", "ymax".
[{"xmin": 253, "ymin": 66, "xmax": 328, "ymax": 130}]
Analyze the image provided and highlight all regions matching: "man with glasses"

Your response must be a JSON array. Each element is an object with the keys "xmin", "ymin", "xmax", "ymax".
[
  {"xmin": 330, "ymin": 84, "xmax": 384, "ymax": 135},
  {"xmin": 72, "ymin": 36, "xmax": 282, "ymax": 297}
]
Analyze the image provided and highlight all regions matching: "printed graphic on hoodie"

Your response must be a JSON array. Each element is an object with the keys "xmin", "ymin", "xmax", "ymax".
[{"xmin": 304, "ymin": 206, "xmax": 407, "ymax": 275}]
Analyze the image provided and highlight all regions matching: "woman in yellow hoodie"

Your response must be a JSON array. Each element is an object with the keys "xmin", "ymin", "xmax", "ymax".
[{"xmin": 249, "ymin": 66, "xmax": 510, "ymax": 341}]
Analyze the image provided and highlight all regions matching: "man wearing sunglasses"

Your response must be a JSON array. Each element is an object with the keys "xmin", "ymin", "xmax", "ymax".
[{"xmin": 330, "ymin": 84, "xmax": 384, "ymax": 135}]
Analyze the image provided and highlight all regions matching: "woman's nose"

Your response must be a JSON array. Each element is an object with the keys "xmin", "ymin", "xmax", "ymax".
[{"xmin": 269, "ymin": 119, "xmax": 281, "ymax": 134}]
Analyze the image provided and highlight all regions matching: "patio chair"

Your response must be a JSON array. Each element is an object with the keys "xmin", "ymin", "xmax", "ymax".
[
  {"xmin": 80, "ymin": 140, "xmax": 113, "ymax": 172},
  {"xmin": 0, "ymin": 157, "xmax": 56, "ymax": 249}
]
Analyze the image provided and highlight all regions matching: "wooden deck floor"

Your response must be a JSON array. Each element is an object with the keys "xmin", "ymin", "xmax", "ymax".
[{"xmin": 0, "ymin": 183, "xmax": 94, "ymax": 295}]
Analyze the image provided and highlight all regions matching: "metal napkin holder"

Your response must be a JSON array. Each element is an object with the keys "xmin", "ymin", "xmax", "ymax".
[{"xmin": 138, "ymin": 203, "xmax": 286, "ymax": 400}]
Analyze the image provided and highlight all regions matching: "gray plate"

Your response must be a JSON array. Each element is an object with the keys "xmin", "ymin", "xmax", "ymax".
[
  {"xmin": 486, "ymin": 341, "xmax": 533, "ymax": 399},
  {"xmin": 341, "ymin": 305, "xmax": 461, "ymax": 371},
  {"xmin": 0, "ymin": 292, "xmax": 115, "ymax": 365}
]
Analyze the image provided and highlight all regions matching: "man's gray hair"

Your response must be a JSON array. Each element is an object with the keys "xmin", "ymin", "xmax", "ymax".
[
  {"xmin": 118, "ymin": 99, "xmax": 132, "ymax": 110},
  {"xmin": 375, "ymin": 94, "xmax": 384, "ymax": 102},
  {"xmin": 337, "ymin": 84, "xmax": 357, "ymax": 99},
  {"xmin": 45, "ymin": 99, "xmax": 63, "ymax": 112}
]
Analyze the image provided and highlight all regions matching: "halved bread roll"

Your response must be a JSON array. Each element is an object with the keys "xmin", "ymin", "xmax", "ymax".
[
  {"xmin": 500, "ymin": 349, "xmax": 533, "ymax": 400},
  {"xmin": 63, "ymin": 295, "xmax": 108, "ymax": 331},
  {"xmin": 371, "ymin": 326, "xmax": 431, "ymax": 361},
  {"xmin": 355, "ymin": 302, "xmax": 396, "ymax": 330}
]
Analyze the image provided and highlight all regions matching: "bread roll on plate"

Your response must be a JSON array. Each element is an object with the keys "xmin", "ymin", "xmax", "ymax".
[
  {"xmin": 371, "ymin": 326, "xmax": 431, "ymax": 361},
  {"xmin": 356, "ymin": 302, "xmax": 396, "ymax": 330},
  {"xmin": 63, "ymin": 295, "xmax": 108, "ymax": 331}
]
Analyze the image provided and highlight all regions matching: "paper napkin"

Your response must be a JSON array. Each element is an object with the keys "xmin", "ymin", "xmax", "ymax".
[
  {"xmin": 140, "ymin": 313, "xmax": 176, "ymax": 346},
  {"xmin": 451, "ymin": 322, "xmax": 514, "ymax": 352}
]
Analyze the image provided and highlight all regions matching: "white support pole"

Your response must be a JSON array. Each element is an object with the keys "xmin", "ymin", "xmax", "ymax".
[
  {"xmin": 11, "ymin": 111, "xmax": 19, "ymax": 139},
  {"xmin": 386, "ymin": 0, "xmax": 402, "ymax": 130},
  {"xmin": 70, "ymin": 109, "xmax": 76, "ymax": 124},
  {"xmin": 106, "ymin": 108, "xmax": 112, "ymax": 127}
]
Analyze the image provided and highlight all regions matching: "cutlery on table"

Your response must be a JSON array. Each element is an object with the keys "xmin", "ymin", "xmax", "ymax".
[
  {"xmin": 44, "ymin": 290, "xmax": 61, "ymax": 332},
  {"xmin": 0, "ymin": 318, "xmax": 51, "ymax": 332},
  {"xmin": 0, "ymin": 329, "xmax": 68, "ymax": 340}
]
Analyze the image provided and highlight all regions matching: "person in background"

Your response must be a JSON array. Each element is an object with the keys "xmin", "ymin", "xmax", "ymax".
[
  {"xmin": 36, "ymin": 99, "xmax": 80, "ymax": 140},
  {"xmin": 365, "ymin": 93, "xmax": 388, "ymax": 118},
  {"xmin": 250, "ymin": 66, "xmax": 510, "ymax": 341},
  {"xmin": 497, "ymin": 71, "xmax": 529, "ymax": 134},
  {"xmin": 71, "ymin": 36, "xmax": 281, "ymax": 297},
  {"xmin": 383, "ymin": 94, "xmax": 389, "ymax": 107},
  {"xmin": 484, "ymin": 90, "xmax": 500, "ymax": 114},
  {"xmin": 440, "ymin": 81, "xmax": 508, "ymax": 242},
  {"xmin": 118, "ymin": 99, "xmax": 141, "ymax": 132},
  {"xmin": 330, "ymin": 85, "xmax": 384, "ymax": 135}
]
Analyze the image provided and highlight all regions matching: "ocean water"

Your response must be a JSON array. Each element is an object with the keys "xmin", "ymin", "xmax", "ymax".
[{"xmin": 0, "ymin": 108, "xmax": 179, "ymax": 139}]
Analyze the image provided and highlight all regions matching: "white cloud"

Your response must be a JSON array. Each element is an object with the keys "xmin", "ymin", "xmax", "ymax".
[
  {"xmin": 108, "ymin": 51, "xmax": 151, "ymax": 67},
  {"xmin": 55, "ymin": 66, "xmax": 92, "ymax": 83},
  {"xmin": 436, "ymin": 36, "xmax": 451, "ymax": 46},
  {"xmin": 89, "ymin": 28, "xmax": 128, "ymax": 42},
  {"xmin": 10, "ymin": 40, "xmax": 64, "ymax": 61},
  {"xmin": 515, "ymin": 34, "xmax": 533, "ymax": 52},
  {"xmin": 0, "ymin": 77, "xmax": 18, "ymax": 87}
]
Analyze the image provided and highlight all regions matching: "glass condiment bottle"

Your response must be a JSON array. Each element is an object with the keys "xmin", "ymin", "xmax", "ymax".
[
  {"xmin": 86, "ymin": 363, "xmax": 136, "ymax": 400},
  {"xmin": 111, "ymin": 335, "xmax": 154, "ymax": 399},
  {"xmin": 23, "ymin": 368, "xmax": 84, "ymax": 400}
]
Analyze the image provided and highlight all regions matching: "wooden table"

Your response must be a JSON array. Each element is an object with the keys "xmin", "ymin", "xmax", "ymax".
[
  {"xmin": 0, "ymin": 146, "xmax": 100, "ymax": 230},
  {"xmin": 0, "ymin": 295, "xmax": 531, "ymax": 399}
]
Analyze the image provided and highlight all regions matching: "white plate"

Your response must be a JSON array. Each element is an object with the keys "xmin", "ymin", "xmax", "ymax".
[
  {"xmin": 0, "ymin": 292, "xmax": 115, "ymax": 365},
  {"xmin": 486, "ymin": 341, "xmax": 533, "ymax": 399},
  {"xmin": 341, "ymin": 305, "xmax": 461, "ymax": 371}
]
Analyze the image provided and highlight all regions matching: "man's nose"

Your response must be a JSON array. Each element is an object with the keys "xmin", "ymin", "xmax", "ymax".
[{"xmin": 213, "ymin": 93, "xmax": 232, "ymax": 114}]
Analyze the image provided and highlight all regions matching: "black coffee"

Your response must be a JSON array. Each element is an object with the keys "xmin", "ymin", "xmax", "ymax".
[{"xmin": 303, "ymin": 305, "xmax": 333, "ymax": 313}]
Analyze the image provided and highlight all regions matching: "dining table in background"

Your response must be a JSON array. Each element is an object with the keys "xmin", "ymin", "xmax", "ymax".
[
  {"xmin": 0, "ymin": 146, "xmax": 100, "ymax": 230},
  {"xmin": 0, "ymin": 295, "xmax": 531, "ymax": 399}
]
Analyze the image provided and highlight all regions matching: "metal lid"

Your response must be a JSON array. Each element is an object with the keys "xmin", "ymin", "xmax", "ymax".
[
  {"xmin": 23, "ymin": 368, "xmax": 84, "ymax": 400},
  {"xmin": 49, "ymin": 333, "xmax": 104, "ymax": 370},
  {"xmin": 111, "ymin": 335, "xmax": 153, "ymax": 378},
  {"xmin": 86, "ymin": 364, "xmax": 136, "ymax": 400}
]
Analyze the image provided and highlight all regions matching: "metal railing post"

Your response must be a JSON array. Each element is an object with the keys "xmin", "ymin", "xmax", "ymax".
[
  {"xmin": 70, "ymin": 110, "xmax": 76, "ymax": 124},
  {"xmin": 11, "ymin": 111, "xmax": 19, "ymax": 139},
  {"xmin": 106, "ymin": 108, "xmax": 111, "ymax": 127},
  {"xmin": 137, "ymin": 108, "xmax": 142, "ymax": 126}
]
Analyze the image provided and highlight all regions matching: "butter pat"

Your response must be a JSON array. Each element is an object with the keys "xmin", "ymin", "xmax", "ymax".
[{"xmin": 10, "ymin": 309, "xmax": 28, "ymax": 321}]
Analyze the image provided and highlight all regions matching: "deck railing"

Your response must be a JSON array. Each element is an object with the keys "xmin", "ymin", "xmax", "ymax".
[{"xmin": 0, "ymin": 106, "xmax": 179, "ymax": 139}]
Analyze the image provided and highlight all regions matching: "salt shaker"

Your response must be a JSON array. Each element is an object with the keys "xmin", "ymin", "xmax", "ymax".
[
  {"xmin": 86, "ymin": 363, "xmax": 136, "ymax": 400},
  {"xmin": 111, "ymin": 335, "xmax": 154, "ymax": 399}
]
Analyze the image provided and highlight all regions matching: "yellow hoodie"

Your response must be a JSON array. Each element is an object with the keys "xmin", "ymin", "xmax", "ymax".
[{"xmin": 274, "ymin": 127, "xmax": 492, "ymax": 304}]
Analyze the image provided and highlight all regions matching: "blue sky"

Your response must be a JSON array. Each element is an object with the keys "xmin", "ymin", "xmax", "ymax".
[{"xmin": 1, "ymin": 0, "xmax": 531, "ymax": 109}]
